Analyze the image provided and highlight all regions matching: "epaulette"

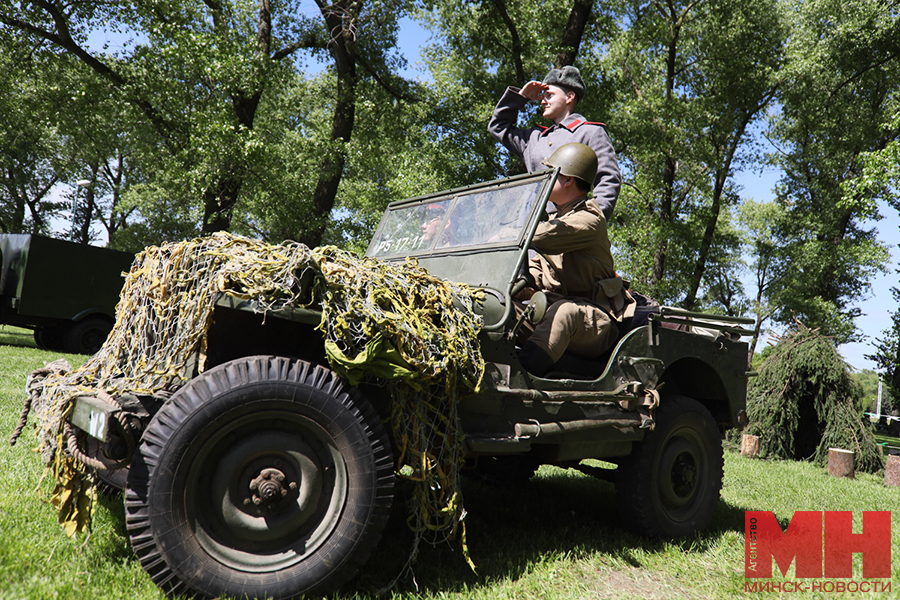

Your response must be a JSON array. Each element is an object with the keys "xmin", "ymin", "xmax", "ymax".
[{"xmin": 563, "ymin": 119, "xmax": 606, "ymax": 131}]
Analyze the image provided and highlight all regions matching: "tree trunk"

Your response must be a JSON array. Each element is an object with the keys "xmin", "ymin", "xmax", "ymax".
[
  {"xmin": 652, "ymin": 6, "xmax": 681, "ymax": 288},
  {"xmin": 652, "ymin": 155, "xmax": 675, "ymax": 285},
  {"xmin": 101, "ymin": 152, "xmax": 128, "ymax": 242},
  {"xmin": 201, "ymin": 171, "xmax": 243, "ymax": 233},
  {"xmin": 682, "ymin": 170, "xmax": 725, "ymax": 311},
  {"xmin": 885, "ymin": 454, "xmax": 900, "ymax": 487},
  {"xmin": 7, "ymin": 166, "xmax": 25, "ymax": 232},
  {"xmin": 556, "ymin": 0, "xmax": 592, "ymax": 68},
  {"xmin": 827, "ymin": 448, "xmax": 855, "ymax": 479},
  {"xmin": 296, "ymin": 3, "xmax": 358, "ymax": 249},
  {"xmin": 490, "ymin": 0, "xmax": 526, "ymax": 84},
  {"xmin": 199, "ymin": 1, "xmax": 269, "ymax": 234},
  {"xmin": 74, "ymin": 163, "xmax": 100, "ymax": 244},
  {"xmin": 741, "ymin": 434, "xmax": 760, "ymax": 457}
]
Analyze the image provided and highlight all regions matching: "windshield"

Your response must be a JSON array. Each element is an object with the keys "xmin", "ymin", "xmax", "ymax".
[
  {"xmin": 365, "ymin": 170, "xmax": 556, "ymax": 329},
  {"xmin": 367, "ymin": 175, "xmax": 550, "ymax": 260}
]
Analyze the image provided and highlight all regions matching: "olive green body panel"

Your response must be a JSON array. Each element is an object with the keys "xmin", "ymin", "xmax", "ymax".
[
  {"xmin": 0, "ymin": 234, "xmax": 133, "ymax": 329},
  {"xmin": 455, "ymin": 315, "xmax": 750, "ymax": 463}
]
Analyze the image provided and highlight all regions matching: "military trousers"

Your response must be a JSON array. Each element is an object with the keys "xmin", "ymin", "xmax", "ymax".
[{"xmin": 525, "ymin": 298, "xmax": 618, "ymax": 363}]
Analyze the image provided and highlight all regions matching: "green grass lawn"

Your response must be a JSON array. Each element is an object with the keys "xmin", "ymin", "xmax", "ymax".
[{"xmin": 2, "ymin": 328, "xmax": 899, "ymax": 600}]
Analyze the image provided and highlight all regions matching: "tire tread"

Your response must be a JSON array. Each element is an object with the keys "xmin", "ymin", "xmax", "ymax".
[
  {"xmin": 125, "ymin": 355, "xmax": 394, "ymax": 599},
  {"xmin": 615, "ymin": 394, "xmax": 723, "ymax": 539}
]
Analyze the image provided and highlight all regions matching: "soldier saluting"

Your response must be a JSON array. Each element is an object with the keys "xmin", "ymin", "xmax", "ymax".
[{"xmin": 488, "ymin": 66, "xmax": 621, "ymax": 221}]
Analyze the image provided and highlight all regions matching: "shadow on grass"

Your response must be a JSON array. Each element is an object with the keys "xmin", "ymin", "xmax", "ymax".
[
  {"xmin": 350, "ymin": 466, "xmax": 751, "ymax": 597},
  {"xmin": 0, "ymin": 326, "xmax": 37, "ymax": 349},
  {"xmin": 88, "ymin": 464, "xmax": 751, "ymax": 598},
  {"xmin": 94, "ymin": 490, "xmax": 135, "ymax": 563}
]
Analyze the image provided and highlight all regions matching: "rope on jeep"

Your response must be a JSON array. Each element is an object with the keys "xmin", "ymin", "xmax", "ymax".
[{"xmin": 62, "ymin": 408, "xmax": 135, "ymax": 471}]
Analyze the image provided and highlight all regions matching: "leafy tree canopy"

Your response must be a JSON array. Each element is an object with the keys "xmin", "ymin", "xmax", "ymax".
[{"xmin": 1, "ymin": 0, "xmax": 898, "ymax": 357}]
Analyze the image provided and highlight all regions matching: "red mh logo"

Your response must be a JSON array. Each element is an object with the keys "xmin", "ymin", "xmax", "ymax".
[{"xmin": 745, "ymin": 511, "xmax": 892, "ymax": 578}]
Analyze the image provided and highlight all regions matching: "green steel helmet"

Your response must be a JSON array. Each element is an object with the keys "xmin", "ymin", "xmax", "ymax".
[{"xmin": 541, "ymin": 142, "xmax": 598, "ymax": 187}]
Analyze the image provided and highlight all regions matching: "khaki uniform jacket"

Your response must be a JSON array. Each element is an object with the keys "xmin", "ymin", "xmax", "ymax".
[
  {"xmin": 488, "ymin": 86, "xmax": 622, "ymax": 220},
  {"xmin": 529, "ymin": 197, "xmax": 633, "ymax": 321}
]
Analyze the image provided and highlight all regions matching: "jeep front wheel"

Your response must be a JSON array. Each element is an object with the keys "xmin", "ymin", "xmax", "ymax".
[
  {"xmin": 614, "ymin": 394, "xmax": 723, "ymax": 539},
  {"xmin": 124, "ymin": 356, "xmax": 394, "ymax": 599}
]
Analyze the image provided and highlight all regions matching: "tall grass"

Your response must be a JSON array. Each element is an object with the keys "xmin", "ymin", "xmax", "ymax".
[{"xmin": 1, "ymin": 327, "xmax": 898, "ymax": 599}]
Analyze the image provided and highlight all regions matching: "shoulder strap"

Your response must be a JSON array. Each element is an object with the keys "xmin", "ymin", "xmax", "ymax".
[{"xmin": 563, "ymin": 119, "xmax": 606, "ymax": 131}]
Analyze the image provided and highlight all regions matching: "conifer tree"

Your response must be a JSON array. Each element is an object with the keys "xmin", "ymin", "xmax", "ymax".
[{"xmin": 747, "ymin": 323, "xmax": 883, "ymax": 473}]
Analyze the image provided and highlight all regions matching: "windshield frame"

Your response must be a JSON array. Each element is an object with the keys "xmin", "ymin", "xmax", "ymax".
[{"xmin": 366, "ymin": 169, "xmax": 558, "ymax": 330}]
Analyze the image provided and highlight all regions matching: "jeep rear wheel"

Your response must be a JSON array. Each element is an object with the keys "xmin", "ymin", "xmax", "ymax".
[
  {"xmin": 615, "ymin": 394, "xmax": 723, "ymax": 539},
  {"xmin": 124, "ymin": 356, "xmax": 394, "ymax": 599}
]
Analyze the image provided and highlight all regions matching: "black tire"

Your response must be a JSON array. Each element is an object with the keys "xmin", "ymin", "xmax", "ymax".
[
  {"xmin": 64, "ymin": 316, "xmax": 112, "ymax": 354},
  {"xmin": 34, "ymin": 326, "xmax": 66, "ymax": 351},
  {"xmin": 95, "ymin": 466, "xmax": 129, "ymax": 495},
  {"xmin": 124, "ymin": 356, "xmax": 395, "ymax": 600},
  {"xmin": 615, "ymin": 394, "xmax": 723, "ymax": 539}
]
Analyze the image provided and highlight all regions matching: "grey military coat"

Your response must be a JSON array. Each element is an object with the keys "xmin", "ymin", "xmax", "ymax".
[{"xmin": 488, "ymin": 86, "xmax": 621, "ymax": 220}]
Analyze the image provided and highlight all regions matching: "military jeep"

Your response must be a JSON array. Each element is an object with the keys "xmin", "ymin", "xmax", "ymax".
[{"xmin": 67, "ymin": 169, "xmax": 753, "ymax": 599}]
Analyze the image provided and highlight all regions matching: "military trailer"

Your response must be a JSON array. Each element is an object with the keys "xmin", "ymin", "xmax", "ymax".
[
  {"xmin": 0, "ymin": 234, "xmax": 133, "ymax": 354},
  {"xmin": 64, "ymin": 169, "xmax": 753, "ymax": 599}
]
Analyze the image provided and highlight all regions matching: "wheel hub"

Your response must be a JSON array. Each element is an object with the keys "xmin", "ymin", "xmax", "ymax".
[
  {"xmin": 672, "ymin": 456, "xmax": 696, "ymax": 494},
  {"xmin": 247, "ymin": 467, "xmax": 298, "ymax": 508}
]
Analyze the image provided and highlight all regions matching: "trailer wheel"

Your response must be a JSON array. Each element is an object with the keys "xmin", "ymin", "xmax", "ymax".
[
  {"xmin": 34, "ymin": 326, "xmax": 65, "ymax": 351},
  {"xmin": 615, "ymin": 394, "xmax": 723, "ymax": 539},
  {"xmin": 124, "ymin": 356, "xmax": 394, "ymax": 600},
  {"xmin": 64, "ymin": 316, "xmax": 111, "ymax": 354}
]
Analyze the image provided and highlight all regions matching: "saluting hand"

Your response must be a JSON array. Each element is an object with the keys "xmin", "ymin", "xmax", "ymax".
[{"xmin": 519, "ymin": 81, "xmax": 549, "ymax": 102}]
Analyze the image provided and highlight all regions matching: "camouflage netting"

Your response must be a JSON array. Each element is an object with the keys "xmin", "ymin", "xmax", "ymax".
[
  {"xmin": 15, "ymin": 232, "xmax": 485, "ymax": 550},
  {"xmin": 746, "ymin": 323, "xmax": 883, "ymax": 473}
]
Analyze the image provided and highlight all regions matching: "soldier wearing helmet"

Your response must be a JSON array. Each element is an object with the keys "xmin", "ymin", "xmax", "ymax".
[
  {"xmin": 517, "ymin": 142, "xmax": 633, "ymax": 377},
  {"xmin": 488, "ymin": 65, "xmax": 621, "ymax": 220}
]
